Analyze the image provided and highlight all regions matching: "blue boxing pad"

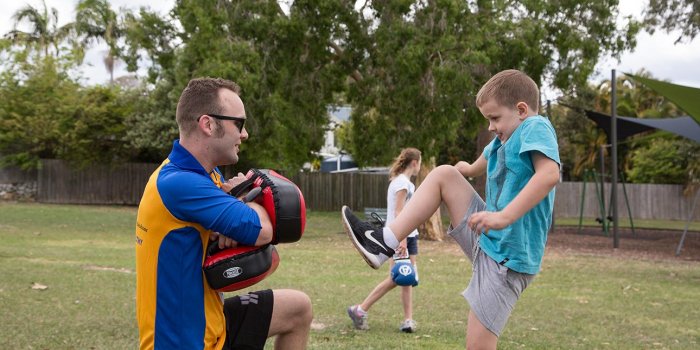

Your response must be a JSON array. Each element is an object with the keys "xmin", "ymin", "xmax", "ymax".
[{"xmin": 391, "ymin": 258, "xmax": 418, "ymax": 287}]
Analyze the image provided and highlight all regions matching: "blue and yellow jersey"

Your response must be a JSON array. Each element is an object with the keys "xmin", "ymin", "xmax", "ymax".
[{"xmin": 135, "ymin": 140, "xmax": 261, "ymax": 350}]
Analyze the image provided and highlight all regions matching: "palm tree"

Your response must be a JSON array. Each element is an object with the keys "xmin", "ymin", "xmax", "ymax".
[
  {"xmin": 595, "ymin": 69, "xmax": 682, "ymax": 119},
  {"xmin": 74, "ymin": 0, "xmax": 123, "ymax": 84},
  {"xmin": 5, "ymin": 0, "xmax": 72, "ymax": 58}
]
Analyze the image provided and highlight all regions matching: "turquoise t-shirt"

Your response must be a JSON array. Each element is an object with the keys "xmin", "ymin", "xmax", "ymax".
[{"xmin": 479, "ymin": 115, "xmax": 560, "ymax": 275}]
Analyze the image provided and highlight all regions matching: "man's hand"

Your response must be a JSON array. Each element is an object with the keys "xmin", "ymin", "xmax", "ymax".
[
  {"xmin": 210, "ymin": 232, "xmax": 239, "ymax": 249},
  {"xmin": 467, "ymin": 211, "xmax": 512, "ymax": 235},
  {"xmin": 222, "ymin": 172, "xmax": 248, "ymax": 194}
]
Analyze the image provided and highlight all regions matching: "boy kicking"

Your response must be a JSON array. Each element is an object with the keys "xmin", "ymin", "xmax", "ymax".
[{"xmin": 341, "ymin": 69, "xmax": 560, "ymax": 349}]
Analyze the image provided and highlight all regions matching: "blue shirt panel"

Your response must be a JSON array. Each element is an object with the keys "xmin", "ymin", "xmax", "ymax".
[
  {"xmin": 155, "ymin": 227, "xmax": 205, "ymax": 350},
  {"xmin": 480, "ymin": 116, "xmax": 560, "ymax": 274}
]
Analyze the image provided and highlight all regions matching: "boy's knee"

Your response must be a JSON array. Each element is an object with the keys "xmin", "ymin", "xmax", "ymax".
[
  {"xmin": 434, "ymin": 164, "xmax": 460, "ymax": 176},
  {"xmin": 432, "ymin": 164, "xmax": 463, "ymax": 181}
]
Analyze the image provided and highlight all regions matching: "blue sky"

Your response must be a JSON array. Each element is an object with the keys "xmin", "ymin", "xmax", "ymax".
[{"xmin": 2, "ymin": 0, "xmax": 699, "ymax": 100}]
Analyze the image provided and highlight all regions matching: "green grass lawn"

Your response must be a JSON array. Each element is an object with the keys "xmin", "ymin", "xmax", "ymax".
[{"xmin": 1, "ymin": 202, "xmax": 698, "ymax": 349}]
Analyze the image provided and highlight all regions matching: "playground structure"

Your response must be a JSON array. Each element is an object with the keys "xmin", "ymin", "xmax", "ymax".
[
  {"xmin": 576, "ymin": 70, "xmax": 700, "ymax": 255},
  {"xmin": 577, "ymin": 167, "xmax": 635, "ymax": 237}
]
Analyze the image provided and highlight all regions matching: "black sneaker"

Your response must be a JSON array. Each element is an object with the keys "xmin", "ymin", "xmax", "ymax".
[{"xmin": 341, "ymin": 206, "xmax": 394, "ymax": 269}]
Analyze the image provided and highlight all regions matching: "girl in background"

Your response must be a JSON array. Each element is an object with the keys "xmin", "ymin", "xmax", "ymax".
[{"xmin": 347, "ymin": 147, "xmax": 422, "ymax": 333}]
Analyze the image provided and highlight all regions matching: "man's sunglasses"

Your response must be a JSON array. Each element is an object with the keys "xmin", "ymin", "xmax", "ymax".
[{"xmin": 200, "ymin": 114, "xmax": 246, "ymax": 132}]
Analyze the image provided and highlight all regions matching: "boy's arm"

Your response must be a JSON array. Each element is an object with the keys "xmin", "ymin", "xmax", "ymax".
[
  {"xmin": 468, "ymin": 152, "xmax": 559, "ymax": 234},
  {"xmin": 455, "ymin": 154, "xmax": 487, "ymax": 178}
]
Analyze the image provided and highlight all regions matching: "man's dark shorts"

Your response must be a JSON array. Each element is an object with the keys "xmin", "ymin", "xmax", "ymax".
[{"xmin": 223, "ymin": 289, "xmax": 274, "ymax": 350}]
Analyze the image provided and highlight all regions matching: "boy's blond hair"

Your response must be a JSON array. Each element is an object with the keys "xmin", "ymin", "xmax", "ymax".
[{"xmin": 476, "ymin": 69, "xmax": 539, "ymax": 113}]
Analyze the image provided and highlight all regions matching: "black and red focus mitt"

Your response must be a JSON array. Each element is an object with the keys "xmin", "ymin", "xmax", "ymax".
[
  {"xmin": 203, "ymin": 243, "xmax": 279, "ymax": 292},
  {"xmin": 229, "ymin": 169, "xmax": 306, "ymax": 244},
  {"xmin": 203, "ymin": 169, "xmax": 306, "ymax": 292}
]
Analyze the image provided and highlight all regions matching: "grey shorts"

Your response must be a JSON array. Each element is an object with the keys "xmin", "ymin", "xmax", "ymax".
[{"xmin": 447, "ymin": 196, "xmax": 535, "ymax": 337}]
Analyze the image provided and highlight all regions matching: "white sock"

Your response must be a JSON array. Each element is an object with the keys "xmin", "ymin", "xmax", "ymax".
[
  {"xmin": 382, "ymin": 227, "xmax": 400, "ymax": 249},
  {"xmin": 356, "ymin": 305, "xmax": 367, "ymax": 315}
]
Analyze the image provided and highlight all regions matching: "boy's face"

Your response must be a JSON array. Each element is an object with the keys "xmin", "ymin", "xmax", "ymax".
[{"xmin": 478, "ymin": 99, "xmax": 527, "ymax": 142}]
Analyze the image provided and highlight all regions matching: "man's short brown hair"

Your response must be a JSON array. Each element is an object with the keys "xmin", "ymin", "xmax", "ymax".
[
  {"xmin": 176, "ymin": 78, "xmax": 241, "ymax": 136},
  {"xmin": 475, "ymin": 69, "xmax": 539, "ymax": 113}
]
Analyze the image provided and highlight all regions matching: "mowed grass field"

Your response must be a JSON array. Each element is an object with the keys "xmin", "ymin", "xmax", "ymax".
[{"xmin": 0, "ymin": 202, "xmax": 698, "ymax": 349}]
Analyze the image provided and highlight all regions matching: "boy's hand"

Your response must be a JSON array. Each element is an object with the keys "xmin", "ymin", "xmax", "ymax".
[
  {"xmin": 455, "ymin": 156, "xmax": 486, "ymax": 178},
  {"xmin": 467, "ymin": 211, "xmax": 511, "ymax": 235}
]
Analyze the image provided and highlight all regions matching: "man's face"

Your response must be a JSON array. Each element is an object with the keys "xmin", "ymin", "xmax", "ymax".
[
  {"xmin": 478, "ymin": 99, "xmax": 524, "ymax": 143},
  {"xmin": 211, "ymin": 89, "xmax": 249, "ymax": 165}
]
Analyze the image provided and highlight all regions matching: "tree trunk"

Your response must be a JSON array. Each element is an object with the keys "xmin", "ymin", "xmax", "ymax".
[
  {"xmin": 474, "ymin": 126, "xmax": 492, "ymax": 198},
  {"xmin": 416, "ymin": 157, "xmax": 445, "ymax": 241}
]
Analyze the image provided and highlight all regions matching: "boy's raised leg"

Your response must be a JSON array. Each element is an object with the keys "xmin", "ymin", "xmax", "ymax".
[
  {"xmin": 389, "ymin": 165, "xmax": 477, "ymax": 239},
  {"xmin": 342, "ymin": 165, "xmax": 479, "ymax": 269}
]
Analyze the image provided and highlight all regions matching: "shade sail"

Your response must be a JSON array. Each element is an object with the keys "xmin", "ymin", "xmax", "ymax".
[
  {"xmin": 626, "ymin": 73, "xmax": 700, "ymax": 124},
  {"xmin": 584, "ymin": 110, "xmax": 700, "ymax": 143}
]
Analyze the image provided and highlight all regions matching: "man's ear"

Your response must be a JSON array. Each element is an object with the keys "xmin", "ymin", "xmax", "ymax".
[
  {"xmin": 199, "ymin": 115, "xmax": 215, "ymax": 136},
  {"xmin": 516, "ymin": 102, "xmax": 528, "ymax": 120}
]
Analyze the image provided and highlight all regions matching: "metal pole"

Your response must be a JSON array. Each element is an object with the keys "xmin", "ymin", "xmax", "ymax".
[
  {"xmin": 676, "ymin": 191, "xmax": 699, "ymax": 256},
  {"xmin": 578, "ymin": 174, "xmax": 586, "ymax": 235},
  {"xmin": 611, "ymin": 69, "xmax": 619, "ymax": 249},
  {"xmin": 620, "ymin": 172, "xmax": 636, "ymax": 236},
  {"xmin": 547, "ymin": 100, "xmax": 556, "ymax": 233},
  {"xmin": 599, "ymin": 145, "xmax": 608, "ymax": 235}
]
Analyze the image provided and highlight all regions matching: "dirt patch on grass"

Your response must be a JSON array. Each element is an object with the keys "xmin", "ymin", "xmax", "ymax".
[
  {"xmin": 420, "ymin": 226, "xmax": 700, "ymax": 263},
  {"xmin": 547, "ymin": 226, "xmax": 700, "ymax": 262},
  {"xmin": 83, "ymin": 265, "xmax": 133, "ymax": 274}
]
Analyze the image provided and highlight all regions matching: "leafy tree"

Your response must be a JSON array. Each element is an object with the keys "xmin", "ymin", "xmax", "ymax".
[
  {"xmin": 0, "ymin": 51, "xmax": 137, "ymax": 170},
  {"xmin": 643, "ymin": 0, "xmax": 700, "ymax": 43},
  {"xmin": 339, "ymin": 0, "xmax": 639, "ymax": 167},
  {"xmin": 123, "ymin": 79, "xmax": 180, "ymax": 162},
  {"xmin": 0, "ymin": 57, "xmax": 81, "ymax": 169},
  {"xmin": 0, "ymin": 2, "xmax": 136, "ymax": 169},
  {"xmin": 627, "ymin": 138, "xmax": 697, "ymax": 184},
  {"xmin": 121, "ymin": 0, "xmax": 351, "ymax": 172},
  {"xmin": 59, "ymin": 85, "xmax": 135, "ymax": 167},
  {"xmin": 551, "ymin": 86, "xmax": 607, "ymax": 180}
]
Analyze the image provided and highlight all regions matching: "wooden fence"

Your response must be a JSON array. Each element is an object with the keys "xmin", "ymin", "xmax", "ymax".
[
  {"xmin": 30, "ymin": 160, "xmax": 700, "ymax": 221},
  {"xmin": 37, "ymin": 159, "xmax": 159, "ymax": 205},
  {"xmin": 554, "ymin": 182, "xmax": 699, "ymax": 221},
  {"xmin": 0, "ymin": 166, "xmax": 36, "ymax": 183},
  {"xmin": 289, "ymin": 172, "xmax": 389, "ymax": 212}
]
